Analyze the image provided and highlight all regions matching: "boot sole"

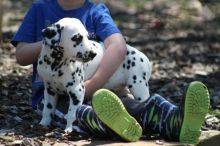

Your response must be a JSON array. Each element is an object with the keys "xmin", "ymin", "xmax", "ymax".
[
  {"xmin": 179, "ymin": 81, "xmax": 210, "ymax": 144},
  {"xmin": 92, "ymin": 89, "xmax": 142, "ymax": 142}
]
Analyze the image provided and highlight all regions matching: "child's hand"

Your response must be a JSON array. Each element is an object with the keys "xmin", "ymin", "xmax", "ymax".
[
  {"xmin": 84, "ymin": 33, "xmax": 127, "ymax": 100},
  {"xmin": 84, "ymin": 79, "xmax": 96, "ymax": 100}
]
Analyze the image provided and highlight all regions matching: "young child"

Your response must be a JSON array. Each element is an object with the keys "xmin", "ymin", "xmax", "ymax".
[{"xmin": 11, "ymin": 0, "xmax": 210, "ymax": 144}]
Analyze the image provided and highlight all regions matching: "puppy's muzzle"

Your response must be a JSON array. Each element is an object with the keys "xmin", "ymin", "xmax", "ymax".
[{"xmin": 88, "ymin": 51, "xmax": 97, "ymax": 59}]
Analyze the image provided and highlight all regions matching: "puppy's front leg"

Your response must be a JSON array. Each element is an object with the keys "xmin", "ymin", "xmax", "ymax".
[
  {"xmin": 40, "ymin": 86, "xmax": 58, "ymax": 126},
  {"xmin": 64, "ymin": 84, "xmax": 84, "ymax": 133}
]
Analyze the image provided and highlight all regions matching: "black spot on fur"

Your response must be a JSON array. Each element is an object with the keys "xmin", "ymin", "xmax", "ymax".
[
  {"xmin": 127, "ymin": 60, "xmax": 131, "ymax": 64},
  {"xmin": 72, "ymin": 76, "xmax": 75, "ymax": 80},
  {"xmin": 137, "ymin": 97, "xmax": 142, "ymax": 101},
  {"xmin": 76, "ymin": 67, "xmax": 80, "ymax": 73},
  {"xmin": 50, "ymin": 48, "xmax": 63, "ymax": 58},
  {"xmin": 139, "ymin": 80, "xmax": 142, "ymax": 83},
  {"xmin": 143, "ymin": 76, "xmax": 146, "ymax": 80},
  {"xmin": 71, "ymin": 33, "xmax": 83, "ymax": 46},
  {"xmin": 133, "ymin": 75, "xmax": 137, "ymax": 80},
  {"xmin": 76, "ymin": 52, "xmax": 83, "ymax": 58},
  {"xmin": 128, "ymin": 85, "xmax": 132, "ymax": 88},
  {"xmin": 133, "ymin": 57, "xmax": 136, "ymax": 60},
  {"xmin": 146, "ymin": 83, "xmax": 148, "ymax": 87},
  {"xmin": 47, "ymin": 103, "xmax": 53, "ymax": 109},
  {"xmin": 127, "ymin": 66, "xmax": 130, "ymax": 70},
  {"xmin": 50, "ymin": 46, "xmax": 64, "ymax": 71},
  {"xmin": 43, "ymin": 28, "xmax": 56, "ymax": 39},
  {"xmin": 126, "ymin": 51, "xmax": 130, "ymax": 55},
  {"xmin": 134, "ymin": 80, "xmax": 136, "ymax": 84},
  {"xmin": 58, "ymin": 70, "xmax": 63, "ymax": 77},
  {"xmin": 69, "ymin": 91, "xmax": 77, "ymax": 99},
  {"xmin": 68, "ymin": 91, "xmax": 80, "ymax": 105},
  {"xmin": 131, "ymin": 62, "xmax": 135, "ymax": 67},
  {"xmin": 140, "ymin": 58, "xmax": 144, "ymax": 62},
  {"xmin": 131, "ymin": 51, "xmax": 136, "ymax": 55},
  {"xmin": 44, "ymin": 55, "xmax": 51, "ymax": 65},
  {"xmin": 39, "ymin": 60, "xmax": 43, "ymax": 65},
  {"xmin": 66, "ymin": 82, "xmax": 74, "ymax": 88},
  {"xmin": 47, "ymin": 87, "xmax": 55, "ymax": 96},
  {"xmin": 143, "ymin": 72, "xmax": 146, "ymax": 76},
  {"xmin": 123, "ymin": 64, "xmax": 125, "ymax": 68},
  {"xmin": 73, "ymin": 99, "xmax": 80, "ymax": 105}
]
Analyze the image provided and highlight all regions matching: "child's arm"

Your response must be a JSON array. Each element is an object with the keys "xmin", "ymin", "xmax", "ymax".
[
  {"xmin": 16, "ymin": 41, "xmax": 42, "ymax": 66},
  {"xmin": 12, "ymin": 3, "xmax": 39, "ymax": 66},
  {"xmin": 84, "ymin": 33, "xmax": 127, "ymax": 98}
]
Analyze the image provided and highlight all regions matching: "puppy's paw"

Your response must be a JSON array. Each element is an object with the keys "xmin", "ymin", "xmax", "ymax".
[{"xmin": 64, "ymin": 125, "xmax": 73, "ymax": 133}]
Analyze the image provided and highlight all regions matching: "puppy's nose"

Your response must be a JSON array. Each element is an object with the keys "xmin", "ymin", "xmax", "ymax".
[
  {"xmin": 88, "ymin": 51, "xmax": 97, "ymax": 59},
  {"xmin": 42, "ymin": 28, "xmax": 56, "ymax": 39}
]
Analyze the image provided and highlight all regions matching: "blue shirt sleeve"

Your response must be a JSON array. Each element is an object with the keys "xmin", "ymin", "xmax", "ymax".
[
  {"xmin": 11, "ymin": 3, "xmax": 37, "ymax": 47},
  {"xmin": 92, "ymin": 4, "xmax": 121, "ymax": 42}
]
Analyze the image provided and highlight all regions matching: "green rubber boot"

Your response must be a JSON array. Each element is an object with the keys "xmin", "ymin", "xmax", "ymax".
[
  {"xmin": 92, "ymin": 89, "xmax": 142, "ymax": 142},
  {"xmin": 179, "ymin": 81, "xmax": 210, "ymax": 144}
]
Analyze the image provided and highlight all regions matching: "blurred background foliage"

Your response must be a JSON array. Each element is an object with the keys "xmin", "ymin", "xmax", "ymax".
[{"xmin": 1, "ymin": 0, "xmax": 220, "ymax": 43}]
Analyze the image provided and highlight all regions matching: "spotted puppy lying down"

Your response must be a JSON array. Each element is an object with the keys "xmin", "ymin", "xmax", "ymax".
[{"xmin": 38, "ymin": 18, "xmax": 152, "ymax": 132}]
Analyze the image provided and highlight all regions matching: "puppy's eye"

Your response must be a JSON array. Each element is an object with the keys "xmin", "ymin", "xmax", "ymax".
[
  {"xmin": 56, "ymin": 24, "xmax": 64, "ymax": 32},
  {"xmin": 56, "ymin": 24, "xmax": 60, "ymax": 29}
]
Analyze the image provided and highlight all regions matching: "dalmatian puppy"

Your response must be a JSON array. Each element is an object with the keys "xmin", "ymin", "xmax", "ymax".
[{"xmin": 38, "ymin": 18, "xmax": 152, "ymax": 133}]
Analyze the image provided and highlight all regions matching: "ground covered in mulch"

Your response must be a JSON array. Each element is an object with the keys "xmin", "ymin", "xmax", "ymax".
[{"xmin": 0, "ymin": 0, "xmax": 220, "ymax": 145}]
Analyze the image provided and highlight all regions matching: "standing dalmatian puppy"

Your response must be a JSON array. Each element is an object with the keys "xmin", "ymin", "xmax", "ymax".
[{"xmin": 38, "ymin": 18, "xmax": 152, "ymax": 132}]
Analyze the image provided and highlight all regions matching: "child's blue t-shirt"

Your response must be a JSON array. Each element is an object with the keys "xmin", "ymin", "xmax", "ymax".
[{"xmin": 11, "ymin": 0, "xmax": 121, "ymax": 109}]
